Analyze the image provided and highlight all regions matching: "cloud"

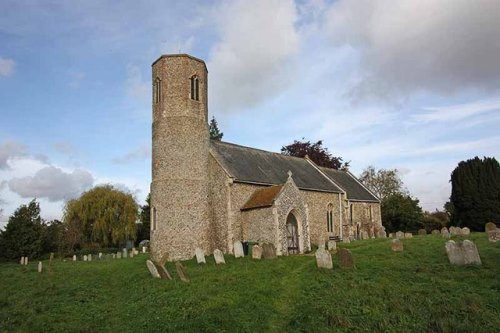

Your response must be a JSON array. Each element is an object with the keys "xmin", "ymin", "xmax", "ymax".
[
  {"xmin": 208, "ymin": 0, "xmax": 300, "ymax": 112},
  {"xmin": 324, "ymin": 0, "xmax": 500, "ymax": 100},
  {"xmin": 112, "ymin": 145, "xmax": 150, "ymax": 164},
  {"xmin": 0, "ymin": 57, "xmax": 15, "ymax": 77},
  {"xmin": 8, "ymin": 166, "xmax": 94, "ymax": 202},
  {"xmin": 413, "ymin": 97, "xmax": 500, "ymax": 123},
  {"xmin": 0, "ymin": 141, "xmax": 27, "ymax": 169}
]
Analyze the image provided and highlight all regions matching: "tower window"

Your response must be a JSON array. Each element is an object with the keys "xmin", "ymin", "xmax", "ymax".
[
  {"xmin": 327, "ymin": 203, "xmax": 334, "ymax": 232},
  {"xmin": 190, "ymin": 75, "xmax": 199, "ymax": 101},
  {"xmin": 152, "ymin": 207, "xmax": 157, "ymax": 231},
  {"xmin": 153, "ymin": 78, "xmax": 161, "ymax": 104}
]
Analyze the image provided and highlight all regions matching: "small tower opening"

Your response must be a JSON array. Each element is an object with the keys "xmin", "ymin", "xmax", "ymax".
[
  {"xmin": 327, "ymin": 203, "xmax": 334, "ymax": 232},
  {"xmin": 153, "ymin": 78, "xmax": 161, "ymax": 104},
  {"xmin": 190, "ymin": 75, "xmax": 199, "ymax": 101}
]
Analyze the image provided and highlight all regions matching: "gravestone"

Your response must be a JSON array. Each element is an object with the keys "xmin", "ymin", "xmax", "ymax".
[
  {"xmin": 441, "ymin": 227, "xmax": 450, "ymax": 238},
  {"xmin": 431, "ymin": 230, "xmax": 440, "ymax": 235},
  {"xmin": 462, "ymin": 240, "xmax": 482, "ymax": 265},
  {"xmin": 338, "ymin": 248, "xmax": 354, "ymax": 268},
  {"xmin": 360, "ymin": 231, "xmax": 369, "ymax": 240},
  {"xmin": 146, "ymin": 260, "xmax": 161, "ymax": 278},
  {"xmin": 396, "ymin": 231, "xmax": 404, "ymax": 239},
  {"xmin": 343, "ymin": 237, "xmax": 351, "ymax": 244},
  {"xmin": 391, "ymin": 239, "xmax": 403, "ymax": 252},
  {"xmin": 83, "ymin": 255, "xmax": 88, "ymax": 261},
  {"xmin": 130, "ymin": 251, "xmax": 134, "ymax": 258},
  {"xmin": 73, "ymin": 255, "xmax": 77, "ymax": 261},
  {"xmin": 117, "ymin": 252, "xmax": 122, "ymax": 259},
  {"xmin": 157, "ymin": 263, "xmax": 173, "ymax": 280},
  {"xmin": 195, "ymin": 248, "xmax": 206, "ymax": 264},
  {"xmin": 418, "ymin": 229, "xmax": 427, "ymax": 235},
  {"xmin": 461, "ymin": 227, "xmax": 470, "ymax": 236},
  {"xmin": 327, "ymin": 240, "xmax": 336, "ymax": 251},
  {"xmin": 404, "ymin": 233, "xmax": 413, "ymax": 239},
  {"xmin": 388, "ymin": 233, "xmax": 394, "ymax": 238},
  {"xmin": 99, "ymin": 253, "xmax": 103, "ymax": 259},
  {"xmin": 175, "ymin": 262, "xmax": 189, "ymax": 283},
  {"xmin": 38, "ymin": 261, "xmax": 42, "ymax": 273},
  {"xmin": 485, "ymin": 222, "xmax": 496, "ymax": 232},
  {"xmin": 25, "ymin": 257, "xmax": 29, "ymax": 265},
  {"xmin": 377, "ymin": 230, "xmax": 387, "ymax": 238},
  {"xmin": 251, "ymin": 245, "xmax": 263, "ymax": 260},
  {"xmin": 262, "ymin": 243, "xmax": 277, "ymax": 259},
  {"xmin": 233, "ymin": 241, "xmax": 244, "ymax": 258},
  {"xmin": 142, "ymin": 246, "xmax": 147, "ymax": 253},
  {"xmin": 88, "ymin": 254, "xmax": 92, "ymax": 261},
  {"xmin": 487, "ymin": 228, "xmax": 500, "ymax": 242},
  {"xmin": 20, "ymin": 257, "xmax": 24, "ymax": 265},
  {"xmin": 445, "ymin": 240, "xmax": 481, "ymax": 265},
  {"xmin": 213, "ymin": 249, "xmax": 226, "ymax": 264},
  {"xmin": 315, "ymin": 248, "xmax": 333, "ymax": 269},
  {"xmin": 112, "ymin": 253, "xmax": 116, "ymax": 259},
  {"xmin": 122, "ymin": 248, "xmax": 128, "ymax": 258}
]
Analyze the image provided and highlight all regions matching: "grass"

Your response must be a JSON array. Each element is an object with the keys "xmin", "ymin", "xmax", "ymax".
[{"xmin": 0, "ymin": 233, "xmax": 499, "ymax": 332}]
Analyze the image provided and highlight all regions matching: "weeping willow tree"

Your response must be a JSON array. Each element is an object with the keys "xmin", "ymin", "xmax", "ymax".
[{"xmin": 63, "ymin": 185, "xmax": 138, "ymax": 248}]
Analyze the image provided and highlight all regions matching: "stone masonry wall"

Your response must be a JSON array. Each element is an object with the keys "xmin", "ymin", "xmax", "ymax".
[
  {"xmin": 349, "ymin": 202, "xmax": 383, "ymax": 238},
  {"xmin": 303, "ymin": 191, "xmax": 343, "ymax": 246},
  {"xmin": 208, "ymin": 153, "xmax": 231, "ymax": 253},
  {"xmin": 241, "ymin": 207, "xmax": 276, "ymax": 245}
]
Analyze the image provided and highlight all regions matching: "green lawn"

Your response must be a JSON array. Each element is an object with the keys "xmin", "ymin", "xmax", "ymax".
[{"xmin": 1, "ymin": 233, "xmax": 499, "ymax": 332}]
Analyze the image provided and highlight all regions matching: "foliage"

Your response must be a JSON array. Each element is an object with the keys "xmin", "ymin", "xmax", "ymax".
[
  {"xmin": 0, "ymin": 199, "xmax": 44, "ymax": 260},
  {"xmin": 41, "ymin": 220, "xmax": 65, "ymax": 256},
  {"xmin": 281, "ymin": 139, "xmax": 349, "ymax": 170},
  {"xmin": 0, "ymin": 234, "xmax": 499, "ymax": 332},
  {"xmin": 208, "ymin": 116, "xmax": 223, "ymax": 141},
  {"xmin": 421, "ymin": 210, "xmax": 449, "ymax": 232},
  {"xmin": 63, "ymin": 185, "xmax": 138, "ymax": 249},
  {"xmin": 381, "ymin": 193, "xmax": 423, "ymax": 232},
  {"xmin": 359, "ymin": 166, "xmax": 406, "ymax": 200},
  {"xmin": 136, "ymin": 193, "xmax": 150, "ymax": 243},
  {"xmin": 450, "ymin": 156, "xmax": 500, "ymax": 230}
]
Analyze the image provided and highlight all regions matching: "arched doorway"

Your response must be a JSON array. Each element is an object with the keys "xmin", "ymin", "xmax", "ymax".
[{"xmin": 286, "ymin": 213, "xmax": 299, "ymax": 254}]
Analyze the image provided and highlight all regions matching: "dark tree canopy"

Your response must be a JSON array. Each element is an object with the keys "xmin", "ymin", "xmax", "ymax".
[
  {"xmin": 381, "ymin": 193, "xmax": 423, "ymax": 233},
  {"xmin": 136, "ymin": 193, "xmax": 150, "ymax": 243},
  {"xmin": 281, "ymin": 139, "xmax": 348, "ymax": 170},
  {"xmin": 450, "ymin": 156, "xmax": 500, "ymax": 230},
  {"xmin": 209, "ymin": 116, "xmax": 223, "ymax": 141}
]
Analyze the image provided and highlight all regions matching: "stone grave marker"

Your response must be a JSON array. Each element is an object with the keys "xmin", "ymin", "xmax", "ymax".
[
  {"xmin": 99, "ymin": 253, "xmax": 103, "ymax": 260},
  {"xmin": 38, "ymin": 261, "xmax": 42, "ymax": 273},
  {"xmin": 388, "ymin": 233, "xmax": 394, "ymax": 238},
  {"xmin": 20, "ymin": 257, "xmax": 24, "ymax": 265},
  {"xmin": 73, "ymin": 255, "xmax": 77, "ymax": 261},
  {"xmin": 195, "ymin": 248, "xmax": 206, "ymax": 264},
  {"xmin": 83, "ymin": 255, "xmax": 88, "ymax": 261},
  {"xmin": 130, "ymin": 251, "xmax": 134, "ymax": 258},
  {"xmin": 487, "ymin": 228, "xmax": 500, "ymax": 242},
  {"xmin": 338, "ymin": 248, "xmax": 355, "ymax": 268},
  {"xmin": 146, "ymin": 260, "xmax": 161, "ymax": 278},
  {"xmin": 404, "ymin": 233, "xmax": 413, "ymax": 239},
  {"xmin": 122, "ymin": 248, "xmax": 128, "ymax": 258},
  {"xmin": 233, "ymin": 241, "xmax": 244, "ymax": 258},
  {"xmin": 445, "ymin": 240, "xmax": 481, "ymax": 265},
  {"xmin": 462, "ymin": 240, "xmax": 482, "ymax": 265},
  {"xmin": 391, "ymin": 239, "xmax": 403, "ymax": 252},
  {"xmin": 327, "ymin": 240, "xmax": 336, "ymax": 251},
  {"xmin": 157, "ymin": 263, "xmax": 173, "ymax": 280},
  {"xmin": 117, "ymin": 252, "xmax": 122, "ymax": 259},
  {"xmin": 251, "ymin": 245, "xmax": 262, "ymax": 260},
  {"xmin": 175, "ymin": 262, "xmax": 189, "ymax": 283},
  {"xmin": 25, "ymin": 257, "xmax": 29, "ymax": 265},
  {"xmin": 418, "ymin": 229, "xmax": 427, "ymax": 235},
  {"xmin": 142, "ymin": 246, "xmax": 147, "ymax": 253},
  {"xmin": 214, "ymin": 249, "xmax": 226, "ymax": 264},
  {"xmin": 112, "ymin": 253, "xmax": 116, "ymax": 259},
  {"xmin": 485, "ymin": 222, "xmax": 497, "ymax": 232},
  {"xmin": 377, "ymin": 230, "xmax": 387, "ymax": 238},
  {"xmin": 441, "ymin": 227, "xmax": 450, "ymax": 238},
  {"xmin": 461, "ymin": 227, "xmax": 470, "ymax": 236},
  {"xmin": 88, "ymin": 254, "xmax": 92, "ymax": 261},
  {"xmin": 431, "ymin": 230, "xmax": 440, "ymax": 235},
  {"xmin": 262, "ymin": 243, "xmax": 277, "ymax": 259},
  {"xmin": 315, "ymin": 248, "xmax": 333, "ymax": 269},
  {"xmin": 396, "ymin": 231, "xmax": 404, "ymax": 239},
  {"xmin": 343, "ymin": 237, "xmax": 351, "ymax": 244}
]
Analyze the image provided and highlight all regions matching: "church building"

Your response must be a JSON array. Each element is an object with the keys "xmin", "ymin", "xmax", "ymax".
[{"xmin": 150, "ymin": 54, "xmax": 382, "ymax": 262}]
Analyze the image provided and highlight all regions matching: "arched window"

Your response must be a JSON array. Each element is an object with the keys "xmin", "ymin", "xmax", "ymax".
[
  {"xmin": 152, "ymin": 207, "xmax": 157, "ymax": 231},
  {"xmin": 326, "ymin": 204, "xmax": 334, "ymax": 232},
  {"xmin": 153, "ymin": 78, "xmax": 161, "ymax": 104},
  {"xmin": 190, "ymin": 75, "xmax": 199, "ymax": 101}
]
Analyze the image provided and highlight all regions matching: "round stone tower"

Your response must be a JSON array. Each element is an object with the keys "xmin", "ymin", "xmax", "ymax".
[{"xmin": 150, "ymin": 54, "xmax": 210, "ymax": 262}]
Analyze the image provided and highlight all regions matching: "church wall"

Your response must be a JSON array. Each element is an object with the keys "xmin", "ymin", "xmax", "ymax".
[
  {"xmin": 302, "ymin": 191, "xmax": 343, "ymax": 246},
  {"xmin": 208, "ymin": 154, "xmax": 231, "ymax": 253},
  {"xmin": 349, "ymin": 201, "xmax": 383, "ymax": 238},
  {"xmin": 241, "ymin": 207, "xmax": 276, "ymax": 245}
]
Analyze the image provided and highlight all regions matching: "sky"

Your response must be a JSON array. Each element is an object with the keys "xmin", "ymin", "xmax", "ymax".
[{"xmin": 1, "ymin": 0, "xmax": 500, "ymax": 228}]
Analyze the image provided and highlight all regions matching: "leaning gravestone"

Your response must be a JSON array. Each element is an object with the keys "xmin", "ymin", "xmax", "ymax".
[
  {"xmin": 461, "ymin": 227, "xmax": 470, "ymax": 236},
  {"xmin": 213, "ymin": 249, "xmax": 226, "ymax": 264},
  {"xmin": 338, "ymin": 248, "xmax": 355, "ymax": 268},
  {"xmin": 485, "ymin": 222, "xmax": 497, "ymax": 232},
  {"xmin": 396, "ymin": 231, "xmax": 404, "ymax": 239},
  {"xmin": 195, "ymin": 248, "xmax": 206, "ymax": 264},
  {"xmin": 175, "ymin": 262, "xmax": 190, "ymax": 282},
  {"xmin": 38, "ymin": 261, "xmax": 43, "ymax": 273},
  {"xmin": 233, "ymin": 241, "xmax": 244, "ymax": 258},
  {"xmin": 418, "ymin": 229, "xmax": 427, "ymax": 235},
  {"xmin": 157, "ymin": 262, "xmax": 173, "ymax": 280},
  {"xmin": 315, "ymin": 248, "xmax": 333, "ymax": 269},
  {"xmin": 445, "ymin": 240, "xmax": 481, "ymax": 265},
  {"xmin": 252, "ymin": 245, "xmax": 263, "ymax": 260},
  {"xmin": 432, "ymin": 230, "xmax": 440, "ymax": 235},
  {"xmin": 391, "ymin": 239, "xmax": 403, "ymax": 252},
  {"xmin": 404, "ymin": 233, "xmax": 413, "ymax": 239},
  {"xmin": 488, "ymin": 228, "xmax": 500, "ymax": 242},
  {"xmin": 441, "ymin": 227, "xmax": 450, "ymax": 238},
  {"xmin": 262, "ymin": 243, "xmax": 277, "ymax": 259},
  {"xmin": 146, "ymin": 260, "xmax": 161, "ymax": 278},
  {"xmin": 327, "ymin": 240, "xmax": 337, "ymax": 251}
]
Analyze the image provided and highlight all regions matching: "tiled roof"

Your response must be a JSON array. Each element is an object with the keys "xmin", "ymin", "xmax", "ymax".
[
  {"xmin": 320, "ymin": 167, "xmax": 379, "ymax": 202},
  {"xmin": 241, "ymin": 185, "xmax": 283, "ymax": 211}
]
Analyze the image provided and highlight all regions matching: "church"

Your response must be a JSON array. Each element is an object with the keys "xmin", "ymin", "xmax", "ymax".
[{"xmin": 150, "ymin": 54, "xmax": 382, "ymax": 262}]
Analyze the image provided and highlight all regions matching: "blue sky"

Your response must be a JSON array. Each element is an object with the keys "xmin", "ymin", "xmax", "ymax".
[{"xmin": 1, "ymin": 0, "xmax": 500, "ymax": 227}]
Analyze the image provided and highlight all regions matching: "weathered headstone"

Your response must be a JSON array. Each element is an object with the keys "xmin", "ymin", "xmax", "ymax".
[
  {"xmin": 361, "ymin": 231, "xmax": 369, "ymax": 240},
  {"xmin": 404, "ymin": 233, "xmax": 413, "ymax": 239},
  {"xmin": 73, "ymin": 255, "xmax": 77, "ymax": 261},
  {"xmin": 25, "ymin": 257, "xmax": 29, "ymax": 265},
  {"xmin": 122, "ymin": 248, "xmax": 128, "ymax": 258},
  {"xmin": 391, "ymin": 239, "xmax": 404, "ymax": 252},
  {"xmin": 388, "ymin": 233, "xmax": 394, "ymax": 238},
  {"xmin": 88, "ymin": 254, "xmax": 92, "ymax": 261},
  {"xmin": 213, "ymin": 249, "xmax": 226, "ymax": 264},
  {"xmin": 146, "ymin": 260, "xmax": 161, "ymax": 278},
  {"xmin": 98, "ymin": 252, "xmax": 103, "ymax": 259},
  {"xmin": 262, "ymin": 243, "xmax": 277, "ymax": 259},
  {"xmin": 83, "ymin": 255, "xmax": 88, "ymax": 261},
  {"xmin": 233, "ymin": 241, "xmax": 244, "ymax": 258},
  {"xmin": 431, "ymin": 229, "xmax": 440, "ymax": 235},
  {"xmin": 20, "ymin": 257, "xmax": 24, "ymax": 265},
  {"xmin": 175, "ymin": 262, "xmax": 189, "ymax": 282},
  {"xmin": 251, "ymin": 245, "xmax": 262, "ymax": 260},
  {"xmin": 485, "ymin": 222, "xmax": 496, "ymax": 232},
  {"xmin": 377, "ymin": 230, "xmax": 387, "ymax": 238},
  {"xmin": 142, "ymin": 246, "xmax": 147, "ymax": 253},
  {"xmin": 338, "ymin": 248, "xmax": 354, "ymax": 268},
  {"xmin": 450, "ymin": 226, "xmax": 462, "ymax": 236},
  {"xmin": 343, "ymin": 237, "xmax": 351, "ymax": 244},
  {"xmin": 461, "ymin": 227, "xmax": 470, "ymax": 236},
  {"xmin": 317, "ymin": 242, "xmax": 325, "ymax": 250},
  {"xmin": 117, "ymin": 252, "xmax": 122, "ymax": 259},
  {"xmin": 195, "ymin": 248, "xmax": 206, "ymax": 264},
  {"xmin": 157, "ymin": 263, "xmax": 173, "ymax": 280},
  {"xmin": 396, "ymin": 231, "xmax": 404, "ymax": 239},
  {"xmin": 441, "ymin": 227, "xmax": 450, "ymax": 238},
  {"xmin": 487, "ymin": 228, "xmax": 500, "ymax": 242},
  {"xmin": 315, "ymin": 248, "xmax": 333, "ymax": 269},
  {"xmin": 38, "ymin": 261, "xmax": 43, "ymax": 273},
  {"xmin": 130, "ymin": 251, "xmax": 134, "ymax": 258},
  {"xmin": 112, "ymin": 253, "xmax": 116, "ymax": 259},
  {"xmin": 327, "ymin": 240, "xmax": 337, "ymax": 251},
  {"xmin": 445, "ymin": 240, "xmax": 481, "ymax": 265},
  {"xmin": 462, "ymin": 240, "xmax": 482, "ymax": 265},
  {"xmin": 418, "ymin": 229, "xmax": 427, "ymax": 235}
]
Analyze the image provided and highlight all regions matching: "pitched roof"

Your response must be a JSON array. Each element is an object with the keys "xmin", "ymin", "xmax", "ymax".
[
  {"xmin": 210, "ymin": 140, "xmax": 342, "ymax": 193},
  {"xmin": 320, "ymin": 167, "xmax": 379, "ymax": 202},
  {"xmin": 241, "ymin": 185, "xmax": 283, "ymax": 211}
]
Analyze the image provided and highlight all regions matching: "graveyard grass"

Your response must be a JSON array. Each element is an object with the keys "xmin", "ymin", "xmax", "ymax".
[{"xmin": 1, "ymin": 234, "xmax": 499, "ymax": 332}]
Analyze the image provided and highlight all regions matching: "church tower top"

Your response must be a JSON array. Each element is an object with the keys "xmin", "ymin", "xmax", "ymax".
[{"xmin": 152, "ymin": 54, "xmax": 207, "ymax": 71}]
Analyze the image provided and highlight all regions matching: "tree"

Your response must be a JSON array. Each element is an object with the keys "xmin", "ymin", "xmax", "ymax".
[
  {"xmin": 381, "ymin": 193, "xmax": 423, "ymax": 233},
  {"xmin": 281, "ymin": 139, "xmax": 348, "ymax": 170},
  {"xmin": 421, "ymin": 210, "xmax": 449, "ymax": 232},
  {"xmin": 209, "ymin": 116, "xmax": 223, "ymax": 141},
  {"xmin": 41, "ymin": 220, "xmax": 65, "ymax": 255},
  {"xmin": 359, "ymin": 166, "xmax": 406, "ymax": 200},
  {"xmin": 449, "ymin": 156, "xmax": 500, "ymax": 230},
  {"xmin": 136, "ymin": 193, "xmax": 150, "ymax": 242},
  {"xmin": 0, "ymin": 199, "xmax": 44, "ymax": 260},
  {"xmin": 63, "ymin": 185, "xmax": 138, "ymax": 248}
]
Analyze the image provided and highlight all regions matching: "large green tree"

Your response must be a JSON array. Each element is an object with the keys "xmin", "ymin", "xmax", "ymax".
[
  {"xmin": 381, "ymin": 193, "xmax": 423, "ymax": 233},
  {"xmin": 209, "ymin": 116, "xmax": 223, "ymax": 141},
  {"xmin": 359, "ymin": 166, "xmax": 406, "ymax": 200},
  {"xmin": 281, "ymin": 139, "xmax": 348, "ymax": 170},
  {"xmin": 0, "ymin": 199, "xmax": 44, "ymax": 260},
  {"xmin": 136, "ymin": 193, "xmax": 150, "ymax": 242},
  {"xmin": 63, "ymin": 185, "xmax": 138, "ymax": 248},
  {"xmin": 450, "ymin": 156, "xmax": 500, "ymax": 230}
]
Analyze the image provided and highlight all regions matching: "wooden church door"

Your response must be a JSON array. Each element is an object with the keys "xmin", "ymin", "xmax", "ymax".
[{"xmin": 286, "ymin": 213, "xmax": 299, "ymax": 254}]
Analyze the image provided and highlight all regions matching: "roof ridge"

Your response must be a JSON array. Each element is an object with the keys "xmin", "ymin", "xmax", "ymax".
[{"xmin": 211, "ymin": 140, "xmax": 308, "ymax": 162}]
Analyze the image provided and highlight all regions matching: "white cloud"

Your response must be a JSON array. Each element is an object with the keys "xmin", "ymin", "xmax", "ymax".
[
  {"xmin": 208, "ymin": 0, "xmax": 300, "ymax": 112},
  {"xmin": 112, "ymin": 145, "xmax": 150, "ymax": 164},
  {"xmin": 414, "ymin": 97, "xmax": 500, "ymax": 123},
  {"xmin": 0, "ymin": 57, "xmax": 15, "ymax": 77},
  {"xmin": 0, "ymin": 141, "xmax": 27, "ymax": 169}
]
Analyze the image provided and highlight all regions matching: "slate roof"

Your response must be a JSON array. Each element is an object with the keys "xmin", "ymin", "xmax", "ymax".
[
  {"xmin": 241, "ymin": 185, "xmax": 283, "ymax": 211},
  {"xmin": 210, "ymin": 140, "xmax": 342, "ymax": 193},
  {"xmin": 320, "ymin": 167, "xmax": 379, "ymax": 202}
]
